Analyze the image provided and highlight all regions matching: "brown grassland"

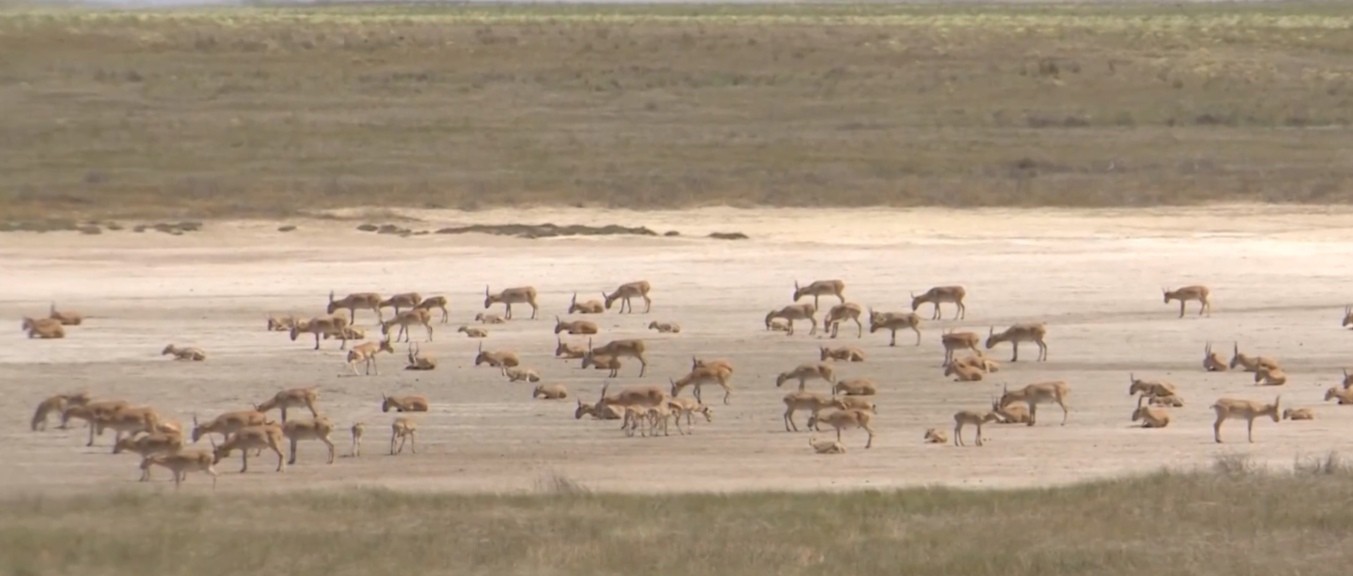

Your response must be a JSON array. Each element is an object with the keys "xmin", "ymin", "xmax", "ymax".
[{"xmin": 1, "ymin": 1, "xmax": 1352, "ymax": 221}]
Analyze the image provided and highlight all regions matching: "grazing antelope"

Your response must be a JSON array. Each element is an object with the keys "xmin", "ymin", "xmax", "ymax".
[
  {"xmin": 213, "ymin": 423, "xmax": 286, "ymax": 472},
  {"xmin": 832, "ymin": 378, "xmax": 877, "ymax": 397},
  {"xmin": 93, "ymin": 406, "xmax": 165, "ymax": 450},
  {"xmin": 596, "ymin": 383, "xmax": 670, "ymax": 431},
  {"xmin": 381, "ymin": 393, "xmax": 430, "ymax": 413},
  {"xmin": 792, "ymin": 279, "xmax": 846, "ymax": 309},
  {"xmin": 350, "ymin": 422, "xmax": 364, "ymax": 457},
  {"xmin": 603, "ymin": 280, "xmax": 653, "ymax": 314},
  {"xmin": 823, "ymin": 302, "xmax": 864, "ymax": 339},
  {"xmin": 474, "ymin": 342, "xmax": 521, "ymax": 373},
  {"xmin": 266, "ymin": 315, "xmax": 298, "ymax": 331},
  {"xmin": 582, "ymin": 338, "xmax": 648, "ymax": 377},
  {"xmin": 390, "ymin": 417, "xmax": 418, "ymax": 455},
  {"xmin": 1163, "ymin": 285, "xmax": 1211, "ymax": 318},
  {"xmin": 117, "ymin": 432, "xmax": 186, "ymax": 480},
  {"xmin": 474, "ymin": 312, "xmax": 507, "ymax": 325},
  {"xmin": 291, "ymin": 315, "xmax": 350, "ymax": 350},
  {"xmin": 532, "ymin": 383, "xmax": 569, "ymax": 400},
  {"xmin": 647, "ymin": 321, "xmax": 681, "ymax": 334},
  {"xmin": 1324, "ymin": 387, "xmax": 1353, "ymax": 405},
  {"xmin": 944, "ymin": 360, "xmax": 985, "ymax": 382},
  {"xmin": 868, "ymin": 309, "xmax": 922, "ymax": 347},
  {"xmin": 458, "ymin": 325, "xmax": 489, "ymax": 338},
  {"xmin": 667, "ymin": 396, "xmax": 713, "ymax": 428},
  {"xmin": 808, "ymin": 437, "xmax": 847, "ymax": 454},
  {"xmin": 820, "ymin": 346, "xmax": 866, "ymax": 363},
  {"xmin": 574, "ymin": 399, "xmax": 622, "ymax": 421},
  {"xmin": 941, "ymin": 331, "xmax": 982, "ymax": 366},
  {"xmin": 256, "ymin": 387, "xmax": 320, "ymax": 424},
  {"xmin": 1283, "ymin": 408, "xmax": 1315, "ymax": 421},
  {"xmin": 990, "ymin": 400, "xmax": 1031, "ymax": 424},
  {"xmin": 985, "ymin": 323, "xmax": 1048, "ymax": 362},
  {"xmin": 1344, "ymin": 305, "xmax": 1353, "ymax": 329},
  {"xmin": 776, "ymin": 362, "xmax": 836, "ymax": 392},
  {"xmin": 555, "ymin": 316, "xmax": 599, "ymax": 335},
  {"xmin": 1229, "ymin": 342, "xmax": 1279, "ymax": 373},
  {"xmin": 60, "ymin": 401, "xmax": 124, "ymax": 443},
  {"xmin": 768, "ymin": 318, "xmax": 792, "ymax": 333},
  {"xmin": 484, "ymin": 285, "xmax": 539, "ymax": 320},
  {"xmin": 670, "ymin": 364, "xmax": 734, "ymax": 406},
  {"xmin": 1128, "ymin": 373, "xmax": 1180, "ymax": 407},
  {"xmin": 505, "ymin": 366, "xmax": 542, "ymax": 383},
  {"xmin": 346, "ymin": 337, "xmax": 396, "ymax": 375},
  {"xmin": 555, "ymin": 337, "xmax": 588, "ymax": 360},
  {"xmin": 191, "ymin": 410, "xmax": 271, "ymax": 443},
  {"xmin": 1203, "ymin": 343, "xmax": 1229, "ymax": 372},
  {"xmin": 569, "ymin": 292, "xmax": 604, "ymax": 314},
  {"xmin": 765, "ymin": 303, "xmax": 818, "ymax": 336},
  {"xmin": 31, "ymin": 392, "xmax": 91, "ymax": 431},
  {"xmin": 781, "ymin": 392, "xmax": 844, "ymax": 432},
  {"xmin": 923, "ymin": 428, "xmax": 949, "ymax": 444},
  {"xmin": 282, "ymin": 417, "xmax": 336, "ymax": 465},
  {"xmin": 1254, "ymin": 365, "xmax": 1287, "ymax": 386},
  {"xmin": 413, "ymin": 295, "xmax": 450, "ymax": 324},
  {"xmin": 379, "ymin": 292, "xmax": 423, "ymax": 316},
  {"xmin": 140, "ymin": 450, "xmax": 217, "ymax": 489},
  {"xmin": 327, "ymin": 291, "xmax": 382, "ymax": 323},
  {"xmin": 691, "ymin": 357, "xmax": 735, "ymax": 375},
  {"xmin": 380, "ymin": 308, "xmax": 434, "ymax": 343},
  {"xmin": 911, "ymin": 286, "xmax": 967, "ymax": 320},
  {"xmin": 807, "ymin": 409, "xmax": 875, "ymax": 449},
  {"xmin": 953, "ymin": 410, "xmax": 1001, "ymax": 447},
  {"xmin": 47, "ymin": 302, "xmax": 83, "ymax": 326},
  {"xmin": 1131, "ymin": 405, "xmax": 1171, "ymax": 428},
  {"xmin": 161, "ymin": 344, "xmax": 206, "ymax": 361},
  {"xmin": 582, "ymin": 354, "xmax": 623, "ymax": 378},
  {"xmin": 405, "ymin": 342, "xmax": 437, "ymax": 370},
  {"xmin": 22, "ymin": 317, "xmax": 64, "ymax": 339},
  {"xmin": 998, "ymin": 381, "xmax": 1070, "ymax": 426},
  {"xmin": 1211, "ymin": 396, "xmax": 1280, "ymax": 443},
  {"xmin": 642, "ymin": 402, "xmax": 682, "ymax": 437}
]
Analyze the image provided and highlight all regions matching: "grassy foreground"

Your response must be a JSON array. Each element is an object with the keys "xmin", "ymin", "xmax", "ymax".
[
  {"xmin": 2, "ymin": 2, "xmax": 1353, "ymax": 221},
  {"xmin": 4, "ymin": 462, "xmax": 1353, "ymax": 576}
]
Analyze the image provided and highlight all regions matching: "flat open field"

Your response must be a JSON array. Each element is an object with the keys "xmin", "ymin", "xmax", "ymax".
[
  {"xmin": 3, "ymin": 2, "xmax": 1353, "ymax": 221},
  {"xmin": 4, "ymin": 207, "xmax": 1353, "ymax": 497}
]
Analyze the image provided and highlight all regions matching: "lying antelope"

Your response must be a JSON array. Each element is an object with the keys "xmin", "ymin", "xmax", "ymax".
[
  {"xmin": 555, "ymin": 316, "xmax": 599, "ymax": 335},
  {"xmin": 161, "ymin": 344, "xmax": 206, "ymax": 361},
  {"xmin": 532, "ymin": 383, "xmax": 569, "ymax": 400},
  {"xmin": 22, "ymin": 317, "xmax": 64, "ymax": 339},
  {"xmin": 954, "ymin": 353, "xmax": 999, "ymax": 373},
  {"xmin": 1324, "ymin": 387, "xmax": 1353, "ymax": 405},
  {"xmin": 405, "ymin": 342, "xmax": 437, "ymax": 370},
  {"xmin": 923, "ymin": 428, "xmax": 949, "ymax": 444},
  {"xmin": 346, "ymin": 338, "xmax": 396, "ymax": 375},
  {"xmin": 141, "ymin": 450, "xmax": 217, "ymax": 489},
  {"xmin": 820, "ymin": 346, "xmax": 865, "ymax": 363},
  {"xmin": 581, "ymin": 354, "xmax": 623, "ymax": 377},
  {"xmin": 474, "ymin": 312, "xmax": 507, "ymax": 325},
  {"xmin": 765, "ymin": 303, "xmax": 818, "ymax": 336},
  {"xmin": 474, "ymin": 341, "xmax": 521, "ymax": 373},
  {"xmin": 808, "ymin": 437, "xmax": 847, "ymax": 454},
  {"xmin": 582, "ymin": 338, "xmax": 648, "ymax": 377},
  {"xmin": 1131, "ymin": 405, "xmax": 1170, "ymax": 428},
  {"xmin": 953, "ymin": 410, "xmax": 1001, "ymax": 447},
  {"xmin": 776, "ymin": 362, "xmax": 835, "ymax": 392},
  {"xmin": 868, "ymin": 309, "xmax": 922, "ymax": 347},
  {"xmin": 1203, "ymin": 343, "xmax": 1229, "ymax": 372},
  {"xmin": 379, "ymin": 292, "xmax": 423, "ymax": 316},
  {"xmin": 941, "ymin": 331, "xmax": 982, "ymax": 366},
  {"xmin": 574, "ymin": 399, "xmax": 622, "ymax": 421},
  {"xmin": 350, "ymin": 422, "xmax": 364, "ymax": 457},
  {"xmin": 569, "ymin": 292, "xmax": 604, "ymax": 314},
  {"xmin": 1163, "ymin": 285, "xmax": 1211, "ymax": 318},
  {"xmin": 822, "ymin": 302, "xmax": 864, "ymax": 339},
  {"xmin": 998, "ymin": 381, "xmax": 1070, "ymax": 426},
  {"xmin": 413, "ymin": 295, "xmax": 450, "ymax": 324},
  {"xmin": 782, "ymin": 392, "xmax": 844, "ymax": 432},
  {"xmin": 381, "ymin": 393, "xmax": 429, "ymax": 413},
  {"xmin": 807, "ymin": 409, "xmax": 875, "ymax": 449},
  {"xmin": 912, "ymin": 285, "xmax": 967, "ymax": 320},
  {"xmin": 647, "ymin": 321, "xmax": 681, "ymax": 334},
  {"xmin": 1128, "ymin": 374, "xmax": 1180, "ymax": 407},
  {"xmin": 1283, "ymin": 408, "xmax": 1315, "ymax": 421},
  {"xmin": 381, "ymin": 308, "xmax": 434, "ymax": 343},
  {"xmin": 291, "ymin": 315, "xmax": 350, "ymax": 351},
  {"xmin": 191, "ymin": 409, "xmax": 271, "ymax": 443},
  {"xmin": 985, "ymin": 323, "xmax": 1048, "ymax": 362},
  {"xmin": 1254, "ymin": 366, "xmax": 1287, "ymax": 386},
  {"xmin": 328, "ymin": 290, "xmax": 382, "ymax": 324},
  {"xmin": 325, "ymin": 325, "xmax": 367, "ymax": 342},
  {"xmin": 1211, "ymin": 396, "xmax": 1280, "ymax": 443},
  {"xmin": 793, "ymin": 279, "xmax": 846, "ymax": 310},
  {"xmin": 212, "ymin": 423, "xmax": 286, "ymax": 472},
  {"xmin": 1148, "ymin": 395, "xmax": 1185, "ymax": 408},
  {"xmin": 604, "ymin": 280, "xmax": 652, "ymax": 314},
  {"xmin": 390, "ymin": 417, "xmax": 418, "ymax": 455},
  {"xmin": 31, "ymin": 391, "xmax": 91, "ymax": 431},
  {"xmin": 505, "ymin": 366, "xmax": 542, "ymax": 383},
  {"xmin": 266, "ymin": 315, "xmax": 298, "ymax": 331},
  {"xmin": 256, "ymin": 387, "xmax": 320, "ymax": 424},
  {"xmin": 670, "ymin": 363, "xmax": 734, "ymax": 405},
  {"xmin": 484, "ymin": 285, "xmax": 539, "ymax": 320},
  {"xmin": 990, "ymin": 400, "xmax": 1031, "ymax": 424},
  {"xmin": 944, "ymin": 360, "xmax": 985, "ymax": 382},
  {"xmin": 1229, "ymin": 343, "xmax": 1279, "ymax": 373},
  {"xmin": 48, "ymin": 302, "xmax": 83, "ymax": 326},
  {"xmin": 282, "ymin": 417, "xmax": 336, "ymax": 465},
  {"xmin": 768, "ymin": 318, "xmax": 792, "ymax": 333},
  {"xmin": 458, "ymin": 325, "xmax": 488, "ymax": 338},
  {"xmin": 555, "ymin": 337, "xmax": 588, "ymax": 360},
  {"xmin": 832, "ymin": 378, "xmax": 877, "ymax": 397}
]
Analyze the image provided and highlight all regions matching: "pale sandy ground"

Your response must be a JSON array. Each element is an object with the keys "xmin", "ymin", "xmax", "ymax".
[{"xmin": 3, "ymin": 205, "xmax": 1353, "ymax": 496}]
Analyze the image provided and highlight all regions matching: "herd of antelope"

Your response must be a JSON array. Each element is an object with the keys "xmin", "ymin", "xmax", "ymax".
[{"xmin": 20, "ymin": 280, "xmax": 1353, "ymax": 489}]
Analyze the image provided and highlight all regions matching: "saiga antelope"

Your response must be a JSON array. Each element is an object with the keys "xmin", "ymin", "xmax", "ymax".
[
  {"xmin": 474, "ymin": 342, "xmax": 521, "ymax": 373},
  {"xmin": 911, "ymin": 286, "xmax": 967, "ymax": 320},
  {"xmin": 809, "ymin": 437, "xmax": 847, "ymax": 454},
  {"xmin": 458, "ymin": 325, "xmax": 489, "ymax": 338},
  {"xmin": 1131, "ymin": 406, "xmax": 1170, "ymax": 428},
  {"xmin": 1203, "ymin": 343, "xmax": 1229, "ymax": 372},
  {"xmin": 162, "ymin": 344, "xmax": 206, "ymax": 361},
  {"xmin": 1283, "ymin": 408, "xmax": 1315, "ymax": 421},
  {"xmin": 582, "ymin": 338, "xmax": 648, "ymax": 377},
  {"xmin": 117, "ymin": 432, "xmax": 186, "ymax": 480},
  {"xmin": 91, "ymin": 406, "xmax": 164, "ymax": 450},
  {"xmin": 381, "ymin": 393, "xmax": 430, "ymax": 412},
  {"xmin": 291, "ymin": 315, "xmax": 350, "ymax": 351},
  {"xmin": 389, "ymin": 417, "xmax": 418, "ymax": 455},
  {"xmin": 691, "ymin": 357, "xmax": 735, "ymax": 375},
  {"xmin": 380, "ymin": 308, "xmax": 434, "ymax": 343},
  {"xmin": 952, "ymin": 410, "xmax": 1000, "ymax": 447},
  {"xmin": 31, "ymin": 392, "xmax": 90, "ymax": 431},
  {"xmin": 22, "ymin": 317, "xmax": 64, "ymax": 339},
  {"xmin": 775, "ymin": 362, "xmax": 835, "ymax": 392},
  {"xmin": 413, "ymin": 295, "xmax": 450, "ymax": 324},
  {"xmin": 990, "ymin": 399, "xmax": 1031, "ymax": 424},
  {"xmin": 581, "ymin": 354, "xmax": 623, "ymax": 377},
  {"xmin": 1343, "ymin": 368, "xmax": 1353, "ymax": 389},
  {"xmin": 346, "ymin": 338, "xmax": 396, "ymax": 375},
  {"xmin": 48, "ymin": 303, "xmax": 83, "ymax": 326},
  {"xmin": 255, "ymin": 387, "xmax": 320, "ymax": 424},
  {"xmin": 765, "ymin": 304, "xmax": 817, "ymax": 336},
  {"xmin": 923, "ymin": 428, "xmax": 949, "ymax": 444},
  {"xmin": 350, "ymin": 423, "xmax": 364, "ymax": 457},
  {"xmin": 1163, "ymin": 285, "xmax": 1211, "ymax": 318},
  {"xmin": 807, "ymin": 409, "xmax": 875, "ymax": 448},
  {"xmin": 670, "ymin": 363, "xmax": 734, "ymax": 405},
  {"xmin": 867, "ymin": 309, "xmax": 922, "ymax": 347},
  {"xmin": 1229, "ymin": 343, "xmax": 1279, "ymax": 373},
  {"xmin": 985, "ymin": 323, "xmax": 1048, "ymax": 362},
  {"xmin": 1344, "ymin": 305, "xmax": 1353, "ymax": 329},
  {"xmin": 603, "ymin": 280, "xmax": 652, "ymax": 314},
  {"xmin": 484, "ymin": 285, "xmax": 539, "ymax": 320},
  {"xmin": 212, "ymin": 423, "xmax": 286, "ymax": 473},
  {"xmin": 405, "ymin": 342, "xmax": 437, "ymax": 370},
  {"xmin": 266, "ymin": 315, "xmax": 297, "ymax": 331},
  {"xmin": 1324, "ymin": 387, "xmax": 1353, "ymax": 405},
  {"xmin": 379, "ymin": 292, "xmax": 423, "ymax": 316},
  {"xmin": 944, "ymin": 360, "xmax": 985, "ymax": 382},
  {"xmin": 327, "ymin": 291, "xmax": 382, "ymax": 324},
  {"xmin": 504, "ymin": 366, "xmax": 541, "ymax": 383},
  {"xmin": 282, "ymin": 417, "xmax": 336, "ymax": 465},
  {"xmin": 555, "ymin": 316, "xmax": 599, "ymax": 335},
  {"xmin": 569, "ymin": 292, "xmax": 604, "ymax": 314},
  {"xmin": 1211, "ymin": 396, "xmax": 1280, "ymax": 443},
  {"xmin": 941, "ymin": 330, "xmax": 981, "ymax": 366},
  {"xmin": 140, "ymin": 451, "xmax": 218, "ymax": 490},
  {"xmin": 1128, "ymin": 373, "xmax": 1180, "ymax": 407},
  {"xmin": 781, "ymin": 392, "xmax": 844, "ymax": 432},
  {"xmin": 792, "ymin": 279, "xmax": 845, "ymax": 310},
  {"xmin": 823, "ymin": 302, "xmax": 864, "ymax": 339},
  {"xmin": 1254, "ymin": 366, "xmax": 1287, "ymax": 386},
  {"xmin": 191, "ymin": 410, "xmax": 271, "ymax": 443},
  {"xmin": 998, "ymin": 382, "xmax": 1070, "ymax": 426},
  {"xmin": 555, "ymin": 337, "xmax": 588, "ymax": 360},
  {"xmin": 533, "ymin": 383, "xmax": 569, "ymax": 400},
  {"xmin": 832, "ymin": 378, "xmax": 877, "ymax": 397},
  {"xmin": 474, "ymin": 312, "xmax": 507, "ymax": 325},
  {"xmin": 820, "ymin": 346, "xmax": 865, "ymax": 363},
  {"xmin": 647, "ymin": 321, "xmax": 681, "ymax": 334}
]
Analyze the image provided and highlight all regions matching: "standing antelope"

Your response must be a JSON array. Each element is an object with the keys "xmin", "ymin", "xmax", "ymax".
[
  {"xmin": 22, "ymin": 317, "xmax": 64, "ymax": 339},
  {"xmin": 48, "ymin": 303, "xmax": 83, "ymax": 326},
  {"xmin": 405, "ymin": 342, "xmax": 437, "ymax": 370},
  {"xmin": 569, "ymin": 292, "xmax": 604, "ymax": 314},
  {"xmin": 998, "ymin": 381, "xmax": 1070, "ymax": 426},
  {"xmin": 781, "ymin": 392, "xmax": 844, "ymax": 432},
  {"xmin": 350, "ymin": 423, "xmax": 364, "ymax": 457},
  {"xmin": 291, "ymin": 315, "xmax": 350, "ymax": 351},
  {"xmin": 1128, "ymin": 374, "xmax": 1180, "ymax": 407},
  {"xmin": 765, "ymin": 304, "xmax": 818, "ymax": 336},
  {"xmin": 92, "ymin": 406, "xmax": 165, "ymax": 450},
  {"xmin": 582, "ymin": 338, "xmax": 648, "ymax": 377},
  {"xmin": 256, "ymin": 387, "xmax": 320, "ymax": 424},
  {"xmin": 775, "ymin": 362, "xmax": 835, "ymax": 391},
  {"xmin": 670, "ymin": 362, "xmax": 734, "ymax": 405},
  {"xmin": 868, "ymin": 309, "xmax": 922, "ymax": 347},
  {"xmin": 985, "ymin": 323, "xmax": 1048, "ymax": 362},
  {"xmin": 31, "ymin": 392, "xmax": 90, "ymax": 431},
  {"xmin": 555, "ymin": 316, "xmax": 599, "ymax": 335},
  {"xmin": 327, "ymin": 291, "xmax": 382, "ymax": 323},
  {"xmin": 692, "ymin": 357, "xmax": 735, "ymax": 375},
  {"xmin": 1163, "ymin": 285, "xmax": 1211, "ymax": 318},
  {"xmin": 792, "ymin": 279, "xmax": 845, "ymax": 310},
  {"xmin": 413, "ymin": 295, "xmax": 450, "ymax": 324},
  {"xmin": 161, "ymin": 344, "xmax": 206, "ymax": 361},
  {"xmin": 191, "ymin": 409, "xmax": 271, "ymax": 443},
  {"xmin": 581, "ymin": 354, "xmax": 623, "ymax": 377},
  {"xmin": 953, "ymin": 410, "xmax": 1001, "ymax": 447},
  {"xmin": 212, "ymin": 423, "xmax": 286, "ymax": 473},
  {"xmin": 282, "ymin": 417, "xmax": 336, "ymax": 465},
  {"xmin": 603, "ymin": 280, "xmax": 652, "ymax": 313},
  {"xmin": 379, "ymin": 292, "xmax": 423, "ymax": 316},
  {"xmin": 808, "ymin": 437, "xmax": 847, "ymax": 454},
  {"xmin": 1343, "ymin": 305, "xmax": 1352, "ymax": 329},
  {"xmin": 1211, "ymin": 396, "xmax": 1280, "ymax": 443},
  {"xmin": 806, "ymin": 409, "xmax": 875, "ymax": 449},
  {"xmin": 346, "ymin": 337, "xmax": 395, "ymax": 375},
  {"xmin": 940, "ymin": 331, "xmax": 981, "ymax": 366},
  {"xmin": 140, "ymin": 451, "xmax": 218, "ymax": 490},
  {"xmin": 474, "ymin": 341, "xmax": 521, "ymax": 373},
  {"xmin": 380, "ymin": 308, "xmax": 434, "ymax": 343},
  {"xmin": 1203, "ymin": 343, "xmax": 1229, "ymax": 372},
  {"xmin": 823, "ymin": 302, "xmax": 864, "ymax": 339},
  {"xmin": 911, "ymin": 286, "xmax": 967, "ymax": 320},
  {"xmin": 484, "ymin": 285, "xmax": 539, "ymax": 320},
  {"xmin": 1229, "ymin": 343, "xmax": 1279, "ymax": 373}
]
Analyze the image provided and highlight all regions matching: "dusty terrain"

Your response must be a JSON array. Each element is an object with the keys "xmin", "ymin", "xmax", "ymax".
[{"xmin": 3, "ymin": 206, "xmax": 1353, "ymax": 496}]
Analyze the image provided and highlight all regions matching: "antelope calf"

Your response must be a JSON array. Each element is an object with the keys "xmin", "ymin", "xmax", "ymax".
[
  {"xmin": 31, "ymin": 391, "xmax": 91, "ymax": 431},
  {"xmin": 1211, "ymin": 396, "xmax": 1281, "ymax": 443},
  {"xmin": 255, "ymin": 387, "xmax": 320, "ymax": 424},
  {"xmin": 350, "ymin": 422, "xmax": 364, "ymax": 457},
  {"xmin": 22, "ymin": 317, "xmax": 65, "ymax": 339},
  {"xmin": 115, "ymin": 431, "xmax": 186, "ymax": 476},
  {"xmin": 1163, "ymin": 285, "xmax": 1211, "ymax": 318},
  {"xmin": 380, "ymin": 308, "xmax": 434, "ymax": 343},
  {"xmin": 997, "ymin": 381, "xmax": 1070, "ymax": 426},
  {"xmin": 569, "ymin": 292, "xmax": 604, "ymax": 314},
  {"xmin": 1229, "ymin": 343, "xmax": 1279, "ymax": 373},
  {"xmin": 327, "ymin": 290, "xmax": 382, "ymax": 324},
  {"xmin": 667, "ymin": 397, "xmax": 713, "ymax": 428},
  {"xmin": 823, "ymin": 302, "xmax": 864, "ymax": 339},
  {"xmin": 211, "ymin": 422, "xmax": 287, "ymax": 473},
  {"xmin": 474, "ymin": 342, "xmax": 521, "ymax": 373},
  {"xmin": 140, "ymin": 450, "xmax": 218, "ymax": 489},
  {"xmin": 603, "ymin": 280, "xmax": 652, "ymax": 314},
  {"xmin": 458, "ymin": 325, "xmax": 489, "ymax": 338},
  {"xmin": 381, "ymin": 393, "xmax": 430, "ymax": 413},
  {"xmin": 555, "ymin": 316, "xmax": 599, "ymax": 335},
  {"xmin": 390, "ymin": 417, "xmax": 418, "ymax": 454},
  {"xmin": 911, "ymin": 285, "xmax": 967, "ymax": 320},
  {"xmin": 782, "ymin": 392, "xmax": 844, "ymax": 432},
  {"xmin": 1254, "ymin": 366, "xmax": 1287, "ymax": 386},
  {"xmin": 379, "ymin": 292, "xmax": 423, "ymax": 316},
  {"xmin": 647, "ymin": 321, "xmax": 681, "ymax": 334},
  {"xmin": 48, "ymin": 302, "xmax": 83, "ymax": 326},
  {"xmin": 1324, "ymin": 387, "xmax": 1353, "ymax": 405},
  {"xmin": 765, "ymin": 303, "xmax": 818, "ymax": 336},
  {"xmin": 282, "ymin": 417, "xmax": 336, "ymax": 465},
  {"xmin": 532, "ymin": 383, "xmax": 569, "ymax": 400},
  {"xmin": 820, "ymin": 346, "xmax": 865, "ymax": 363},
  {"xmin": 1131, "ymin": 405, "xmax": 1170, "ymax": 428},
  {"xmin": 1203, "ymin": 343, "xmax": 1229, "ymax": 372},
  {"xmin": 346, "ymin": 338, "xmax": 396, "ymax": 375},
  {"xmin": 484, "ymin": 285, "xmax": 539, "ymax": 320},
  {"xmin": 555, "ymin": 337, "xmax": 588, "ymax": 360},
  {"xmin": 775, "ymin": 362, "xmax": 835, "ymax": 392},
  {"xmin": 412, "ymin": 295, "xmax": 450, "ymax": 324},
  {"xmin": 792, "ymin": 279, "xmax": 846, "ymax": 310},
  {"xmin": 923, "ymin": 428, "xmax": 948, "ymax": 444},
  {"xmin": 985, "ymin": 323, "xmax": 1048, "ymax": 362},
  {"xmin": 504, "ymin": 366, "xmax": 542, "ymax": 383},
  {"xmin": 808, "ymin": 437, "xmax": 847, "ymax": 454},
  {"xmin": 953, "ymin": 410, "xmax": 1001, "ymax": 447},
  {"xmin": 832, "ymin": 378, "xmax": 877, "ymax": 397},
  {"xmin": 944, "ymin": 360, "xmax": 985, "ymax": 382},
  {"xmin": 868, "ymin": 309, "xmax": 922, "ymax": 347},
  {"xmin": 807, "ymin": 409, "xmax": 875, "ymax": 449},
  {"xmin": 474, "ymin": 312, "xmax": 507, "ymax": 325},
  {"xmin": 1283, "ymin": 408, "xmax": 1315, "ymax": 421},
  {"xmin": 670, "ymin": 364, "xmax": 734, "ymax": 405},
  {"xmin": 582, "ymin": 338, "xmax": 648, "ymax": 377},
  {"xmin": 405, "ymin": 343, "xmax": 437, "ymax": 370}
]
